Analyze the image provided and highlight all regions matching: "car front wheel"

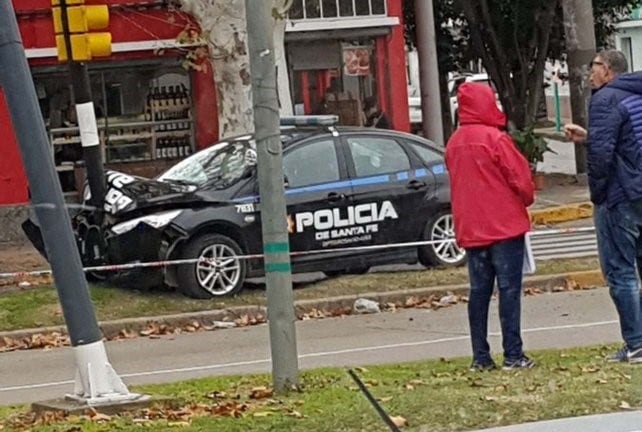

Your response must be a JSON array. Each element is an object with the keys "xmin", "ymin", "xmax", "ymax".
[
  {"xmin": 177, "ymin": 233, "xmax": 246, "ymax": 299},
  {"xmin": 418, "ymin": 211, "xmax": 466, "ymax": 268}
]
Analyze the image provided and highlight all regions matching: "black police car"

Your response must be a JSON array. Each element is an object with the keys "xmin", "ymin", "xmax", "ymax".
[{"xmin": 23, "ymin": 120, "xmax": 465, "ymax": 299}]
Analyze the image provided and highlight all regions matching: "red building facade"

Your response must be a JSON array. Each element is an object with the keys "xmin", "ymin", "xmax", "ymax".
[{"xmin": 0, "ymin": 0, "xmax": 409, "ymax": 205}]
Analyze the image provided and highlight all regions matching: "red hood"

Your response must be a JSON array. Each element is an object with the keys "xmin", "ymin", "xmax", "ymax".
[{"xmin": 457, "ymin": 82, "xmax": 506, "ymax": 128}]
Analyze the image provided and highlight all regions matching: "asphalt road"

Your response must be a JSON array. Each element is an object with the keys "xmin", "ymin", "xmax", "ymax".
[{"xmin": 0, "ymin": 287, "xmax": 622, "ymax": 406}]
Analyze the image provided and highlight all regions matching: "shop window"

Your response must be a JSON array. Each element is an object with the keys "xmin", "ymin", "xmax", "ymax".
[
  {"xmin": 289, "ymin": 0, "xmax": 386, "ymax": 20},
  {"xmin": 338, "ymin": 0, "xmax": 354, "ymax": 17},
  {"xmin": 322, "ymin": 0, "xmax": 338, "ymax": 17},
  {"xmin": 355, "ymin": 1, "xmax": 370, "ymax": 16},
  {"xmin": 305, "ymin": 0, "xmax": 321, "ymax": 18},
  {"xmin": 36, "ymin": 64, "xmax": 196, "ymax": 197},
  {"xmin": 290, "ymin": 0, "xmax": 304, "ymax": 19},
  {"xmin": 371, "ymin": 0, "xmax": 386, "ymax": 15}
]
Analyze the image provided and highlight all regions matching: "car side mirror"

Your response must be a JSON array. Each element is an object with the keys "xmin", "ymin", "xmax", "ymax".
[{"xmin": 284, "ymin": 174, "xmax": 290, "ymax": 188}]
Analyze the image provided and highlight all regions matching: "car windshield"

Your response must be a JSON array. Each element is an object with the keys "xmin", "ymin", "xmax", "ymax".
[{"xmin": 158, "ymin": 139, "xmax": 257, "ymax": 189}]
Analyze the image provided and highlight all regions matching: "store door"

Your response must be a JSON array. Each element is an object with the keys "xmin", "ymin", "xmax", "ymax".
[{"xmin": 0, "ymin": 89, "xmax": 28, "ymax": 205}]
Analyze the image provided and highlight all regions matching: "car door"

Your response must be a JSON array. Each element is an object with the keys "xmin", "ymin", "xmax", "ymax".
[
  {"xmin": 340, "ymin": 133, "xmax": 437, "ymax": 249},
  {"xmin": 282, "ymin": 136, "xmax": 355, "ymax": 260}
]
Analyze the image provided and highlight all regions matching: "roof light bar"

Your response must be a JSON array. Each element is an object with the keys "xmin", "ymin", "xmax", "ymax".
[{"xmin": 279, "ymin": 115, "xmax": 339, "ymax": 126}]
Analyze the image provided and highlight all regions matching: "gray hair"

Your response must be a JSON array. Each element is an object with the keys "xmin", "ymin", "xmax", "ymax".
[{"xmin": 597, "ymin": 50, "xmax": 629, "ymax": 74}]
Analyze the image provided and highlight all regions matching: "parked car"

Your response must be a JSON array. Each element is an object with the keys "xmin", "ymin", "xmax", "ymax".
[
  {"xmin": 409, "ymin": 73, "xmax": 501, "ymax": 132},
  {"xmin": 23, "ymin": 125, "xmax": 465, "ymax": 299},
  {"xmin": 448, "ymin": 73, "xmax": 501, "ymax": 126}
]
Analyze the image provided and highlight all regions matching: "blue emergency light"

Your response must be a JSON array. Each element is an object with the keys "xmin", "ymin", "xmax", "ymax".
[{"xmin": 279, "ymin": 115, "xmax": 339, "ymax": 126}]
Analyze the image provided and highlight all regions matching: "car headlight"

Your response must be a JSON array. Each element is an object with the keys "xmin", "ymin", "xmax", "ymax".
[{"xmin": 111, "ymin": 210, "xmax": 183, "ymax": 235}]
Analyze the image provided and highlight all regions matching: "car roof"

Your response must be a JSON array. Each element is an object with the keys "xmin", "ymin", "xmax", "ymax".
[{"xmin": 219, "ymin": 127, "xmax": 443, "ymax": 154}]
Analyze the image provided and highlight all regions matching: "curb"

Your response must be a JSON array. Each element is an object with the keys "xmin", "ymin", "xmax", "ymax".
[
  {"xmin": 529, "ymin": 202, "xmax": 593, "ymax": 225},
  {"xmin": 0, "ymin": 270, "xmax": 605, "ymax": 343}
]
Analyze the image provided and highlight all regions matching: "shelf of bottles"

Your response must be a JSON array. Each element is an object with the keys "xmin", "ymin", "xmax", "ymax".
[{"xmin": 147, "ymin": 84, "xmax": 194, "ymax": 161}]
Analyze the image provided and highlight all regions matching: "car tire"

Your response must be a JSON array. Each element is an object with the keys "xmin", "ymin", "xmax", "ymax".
[
  {"xmin": 418, "ymin": 210, "xmax": 467, "ymax": 268},
  {"xmin": 177, "ymin": 233, "xmax": 246, "ymax": 299},
  {"xmin": 323, "ymin": 266, "xmax": 370, "ymax": 278}
]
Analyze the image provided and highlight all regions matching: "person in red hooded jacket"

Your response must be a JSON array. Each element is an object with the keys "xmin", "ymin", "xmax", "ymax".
[{"xmin": 445, "ymin": 82, "xmax": 535, "ymax": 372}]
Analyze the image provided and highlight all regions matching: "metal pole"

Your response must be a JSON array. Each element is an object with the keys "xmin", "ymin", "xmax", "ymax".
[
  {"xmin": 59, "ymin": 0, "xmax": 106, "ymax": 208},
  {"xmin": 562, "ymin": 0, "xmax": 596, "ymax": 174},
  {"xmin": 245, "ymin": 0, "xmax": 299, "ymax": 391},
  {"xmin": 554, "ymin": 82, "xmax": 562, "ymax": 133},
  {"xmin": 0, "ymin": 0, "xmax": 141, "ymax": 405},
  {"xmin": 415, "ymin": 0, "xmax": 444, "ymax": 145}
]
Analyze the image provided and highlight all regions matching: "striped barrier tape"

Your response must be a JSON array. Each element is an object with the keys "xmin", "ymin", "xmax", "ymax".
[{"xmin": 0, "ymin": 226, "xmax": 597, "ymax": 280}]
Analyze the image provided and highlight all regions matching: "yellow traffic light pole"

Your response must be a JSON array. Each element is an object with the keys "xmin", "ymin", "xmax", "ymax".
[{"xmin": 53, "ymin": 0, "xmax": 110, "ymax": 209}]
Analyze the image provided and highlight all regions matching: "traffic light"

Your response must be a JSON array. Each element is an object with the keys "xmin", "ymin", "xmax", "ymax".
[{"xmin": 52, "ymin": 0, "xmax": 112, "ymax": 62}]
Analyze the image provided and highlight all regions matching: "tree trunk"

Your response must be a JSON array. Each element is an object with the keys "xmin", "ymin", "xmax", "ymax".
[
  {"xmin": 273, "ymin": 0, "xmax": 294, "ymax": 116},
  {"xmin": 180, "ymin": 0, "xmax": 253, "ymax": 138}
]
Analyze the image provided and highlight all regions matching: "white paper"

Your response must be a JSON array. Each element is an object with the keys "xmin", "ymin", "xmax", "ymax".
[
  {"xmin": 76, "ymin": 102, "xmax": 99, "ymax": 148},
  {"xmin": 523, "ymin": 232, "xmax": 536, "ymax": 275}
]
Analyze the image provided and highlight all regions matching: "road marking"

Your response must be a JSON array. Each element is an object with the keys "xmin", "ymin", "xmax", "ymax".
[{"xmin": 0, "ymin": 319, "xmax": 620, "ymax": 394}]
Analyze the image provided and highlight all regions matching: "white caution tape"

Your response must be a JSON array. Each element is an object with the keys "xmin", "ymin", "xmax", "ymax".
[{"xmin": 0, "ymin": 226, "xmax": 597, "ymax": 280}]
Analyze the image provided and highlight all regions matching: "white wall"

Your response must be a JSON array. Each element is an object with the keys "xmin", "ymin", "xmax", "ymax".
[{"xmin": 616, "ymin": 23, "xmax": 642, "ymax": 72}]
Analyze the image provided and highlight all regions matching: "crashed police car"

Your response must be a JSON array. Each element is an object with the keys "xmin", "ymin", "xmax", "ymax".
[{"xmin": 23, "ymin": 117, "xmax": 465, "ymax": 299}]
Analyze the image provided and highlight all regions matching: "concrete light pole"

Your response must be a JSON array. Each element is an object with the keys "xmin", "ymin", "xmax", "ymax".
[
  {"xmin": 415, "ymin": 0, "xmax": 444, "ymax": 145},
  {"xmin": 245, "ymin": 0, "xmax": 299, "ymax": 391}
]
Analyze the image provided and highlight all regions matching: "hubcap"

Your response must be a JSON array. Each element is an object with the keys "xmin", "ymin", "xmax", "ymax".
[
  {"xmin": 431, "ymin": 214, "xmax": 466, "ymax": 265},
  {"xmin": 196, "ymin": 244, "xmax": 241, "ymax": 295}
]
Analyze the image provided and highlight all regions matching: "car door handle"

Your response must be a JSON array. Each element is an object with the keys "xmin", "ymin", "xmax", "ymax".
[
  {"xmin": 327, "ymin": 192, "xmax": 346, "ymax": 202},
  {"xmin": 407, "ymin": 180, "xmax": 427, "ymax": 190}
]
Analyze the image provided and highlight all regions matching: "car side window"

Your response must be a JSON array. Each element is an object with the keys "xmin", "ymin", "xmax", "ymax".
[
  {"xmin": 407, "ymin": 141, "xmax": 444, "ymax": 165},
  {"xmin": 347, "ymin": 137, "xmax": 411, "ymax": 177},
  {"xmin": 283, "ymin": 139, "xmax": 340, "ymax": 188}
]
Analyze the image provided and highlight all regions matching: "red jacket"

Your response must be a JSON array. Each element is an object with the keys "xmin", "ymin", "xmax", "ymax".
[{"xmin": 445, "ymin": 83, "xmax": 534, "ymax": 248}]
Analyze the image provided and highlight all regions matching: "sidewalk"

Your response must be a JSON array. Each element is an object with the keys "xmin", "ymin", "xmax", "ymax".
[
  {"xmin": 471, "ymin": 411, "xmax": 642, "ymax": 432},
  {"xmin": 529, "ymin": 174, "xmax": 592, "ymax": 226}
]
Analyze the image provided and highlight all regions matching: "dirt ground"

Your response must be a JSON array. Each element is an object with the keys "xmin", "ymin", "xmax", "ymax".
[
  {"xmin": 0, "ymin": 242, "xmax": 50, "ymax": 290},
  {"xmin": 0, "ymin": 242, "xmax": 47, "ymax": 272}
]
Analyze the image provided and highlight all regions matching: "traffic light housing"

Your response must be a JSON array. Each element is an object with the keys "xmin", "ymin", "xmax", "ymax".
[{"xmin": 52, "ymin": 0, "xmax": 112, "ymax": 62}]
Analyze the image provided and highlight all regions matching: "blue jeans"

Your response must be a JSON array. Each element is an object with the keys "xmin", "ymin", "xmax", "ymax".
[
  {"xmin": 595, "ymin": 201, "xmax": 642, "ymax": 350},
  {"xmin": 466, "ymin": 236, "xmax": 525, "ymax": 363}
]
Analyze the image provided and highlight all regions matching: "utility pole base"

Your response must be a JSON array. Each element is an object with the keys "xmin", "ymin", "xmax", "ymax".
[
  {"xmin": 64, "ymin": 340, "xmax": 147, "ymax": 406},
  {"xmin": 32, "ymin": 395, "xmax": 156, "ymax": 416}
]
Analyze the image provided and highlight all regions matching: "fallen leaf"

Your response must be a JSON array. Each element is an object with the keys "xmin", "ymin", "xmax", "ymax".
[
  {"xmin": 168, "ymin": 421, "xmax": 191, "ymax": 427},
  {"xmin": 206, "ymin": 391, "xmax": 228, "ymax": 399},
  {"xmin": 390, "ymin": 415, "xmax": 407, "ymax": 427},
  {"xmin": 620, "ymin": 401, "xmax": 632, "ymax": 410},
  {"xmin": 250, "ymin": 386, "xmax": 273, "ymax": 399},
  {"xmin": 287, "ymin": 410, "xmax": 304, "ymax": 418},
  {"xmin": 379, "ymin": 396, "xmax": 394, "ymax": 403}
]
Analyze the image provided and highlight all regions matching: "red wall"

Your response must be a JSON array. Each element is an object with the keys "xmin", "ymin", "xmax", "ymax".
[
  {"xmin": 0, "ymin": 2, "xmax": 215, "ymax": 205},
  {"xmin": 383, "ymin": 0, "xmax": 410, "ymax": 132},
  {"xmin": 0, "ymin": 90, "xmax": 29, "ymax": 205}
]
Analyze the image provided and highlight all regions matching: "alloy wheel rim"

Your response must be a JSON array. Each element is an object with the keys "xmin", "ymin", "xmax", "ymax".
[
  {"xmin": 196, "ymin": 244, "xmax": 241, "ymax": 295},
  {"xmin": 431, "ymin": 214, "xmax": 466, "ymax": 264}
]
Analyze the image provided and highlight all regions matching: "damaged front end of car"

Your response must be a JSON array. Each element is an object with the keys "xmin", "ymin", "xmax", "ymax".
[{"xmin": 22, "ymin": 170, "xmax": 197, "ymax": 285}]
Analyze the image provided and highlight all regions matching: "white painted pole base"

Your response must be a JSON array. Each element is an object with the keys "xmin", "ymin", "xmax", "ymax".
[{"xmin": 65, "ymin": 341, "xmax": 147, "ymax": 406}]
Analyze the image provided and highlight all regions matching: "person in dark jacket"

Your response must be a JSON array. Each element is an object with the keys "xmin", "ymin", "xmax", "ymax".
[
  {"xmin": 566, "ymin": 50, "xmax": 642, "ymax": 363},
  {"xmin": 363, "ymin": 96, "xmax": 391, "ymax": 129},
  {"xmin": 446, "ymin": 83, "xmax": 535, "ymax": 371}
]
